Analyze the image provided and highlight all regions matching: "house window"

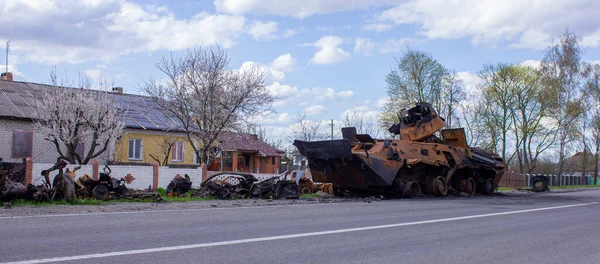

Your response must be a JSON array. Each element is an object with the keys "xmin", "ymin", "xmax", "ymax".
[
  {"xmin": 128, "ymin": 139, "xmax": 142, "ymax": 160},
  {"xmin": 222, "ymin": 152, "xmax": 232, "ymax": 167},
  {"xmin": 272, "ymin": 157, "xmax": 275, "ymax": 165},
  {"xmin": 12, "ymin": 130, "xmax": 33, "ymax": 158},
  {"xmin": 172, "ymin": 142, "xmax": 184, "ymax": 162}
]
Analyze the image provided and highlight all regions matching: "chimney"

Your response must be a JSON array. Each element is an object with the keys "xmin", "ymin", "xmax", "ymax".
[
  {"xmin": 112, "ymin": 87, "xmax": 123, "ymax": 94},
  {"xmin": 251, "ymin": 134, "xmax": 258, "ymax": 141},
  {"xmin": 1, "ymin": 72, "xmax": 13, "ymax": 81}
]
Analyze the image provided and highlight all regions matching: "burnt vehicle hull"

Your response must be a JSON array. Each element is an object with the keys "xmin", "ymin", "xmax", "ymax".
[
  {"xmin": 295, "ymin": 139, "xmax": 505, "ymax": 197},
  {"xmin": 293, "ymin": 102, "xmax": 506, "ymax": 197}
]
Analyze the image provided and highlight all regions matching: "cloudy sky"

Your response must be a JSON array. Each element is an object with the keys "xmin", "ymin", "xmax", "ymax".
[{"xmin": 2, "ymin": 0, "xmax": 600, "ymax": 145}]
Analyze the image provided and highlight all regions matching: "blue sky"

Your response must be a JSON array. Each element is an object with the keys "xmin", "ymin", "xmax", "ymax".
[{"xmin": 2, "ymin": 0, "xmax": 600, "ymax": 147}]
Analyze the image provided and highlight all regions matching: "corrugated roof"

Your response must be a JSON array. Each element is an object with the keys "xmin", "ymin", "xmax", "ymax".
[
  {"xmin": 0, "ymin": 79, "xmax": 283, "ymax": 155},
  {"xmin": 0, "ymin": 79, "xmax": 184, "ymax": 131}
]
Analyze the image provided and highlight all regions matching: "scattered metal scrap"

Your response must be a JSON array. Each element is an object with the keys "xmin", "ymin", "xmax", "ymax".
[
  {"xmin": 192, "ymin": 172, "xmax": 300, "ymax": 200},
  {"xmin": 166, "ymin": 174, "xmax": 193, "ymax": 197},
  {"xmin": 75, "ymin": 165, "xmax": 163, "ymax": 202}
]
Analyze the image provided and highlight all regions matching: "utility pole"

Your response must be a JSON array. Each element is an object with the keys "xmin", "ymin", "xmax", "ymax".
[
  {"xmin": 5, "ymin": 41, "xmax": 9, "ymax": 73},
  {"xmin": 330, "ymin": 119, "xmax": 334, "ymax": 140}
]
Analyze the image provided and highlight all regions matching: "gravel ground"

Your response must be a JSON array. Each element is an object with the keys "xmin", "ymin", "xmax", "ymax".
[{"xmin": 2, "ymin": 187, "xmax": 598, "ymax": 218}]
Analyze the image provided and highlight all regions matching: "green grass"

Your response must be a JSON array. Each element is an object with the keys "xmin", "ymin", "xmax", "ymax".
[{"xmin": 300, "ymin": 193, "xmax": 321, "ymax": 198}]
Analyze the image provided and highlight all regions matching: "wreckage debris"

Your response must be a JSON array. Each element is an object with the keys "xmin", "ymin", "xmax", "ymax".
[
  {"xmin": 166, "ymin": 174, "xmax": 193, "ymax": 197},
  {"xmin": 294, "ymin": 102, "xmax": 507, "ymax": 198},
  {"xmin": 1, "ymin": 158, "xmax": 164, "ymax": 204},
  {"xmin": 192, "ymin": 172, "xmax": 300, "ymax": 200}
]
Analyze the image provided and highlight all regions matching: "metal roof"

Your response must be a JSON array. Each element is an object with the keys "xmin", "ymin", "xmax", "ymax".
[{"xmin": 0, "ymin": 79, "xmax": 184, "ymax": 131}]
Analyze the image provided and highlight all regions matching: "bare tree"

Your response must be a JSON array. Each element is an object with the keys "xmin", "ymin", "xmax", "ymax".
[
  {"xmin": 34, "ymin": 70, "xmax": 125, "ymax": 164},
  {"xmin": 342, "ymin": 109, "xmax": 381, "ymax": 138},
  {"xmin": 540, "ymin": 30, "xmax": 586, "ymax": 178},
  {"xmin": 585, "ymin": 63, "xmax": 600, "ymax": 184},
  {"xmin": 142, "ymin": 46, "xmax": 274, "ymax": 164},
  {"xmin": 148, "ymin": 135, "xmax": 177, "ymax": 166},
  {"xmin": 441, "ymin": 71, "xmax": 465, "ymax": 128},
  {"xmin": 288, "ymin": 112, "xmax": 327, "ymax": 142}
]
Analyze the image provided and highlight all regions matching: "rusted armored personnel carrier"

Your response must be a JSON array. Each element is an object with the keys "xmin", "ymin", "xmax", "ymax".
[{"xmin": 293, "ymin": 102, "xmax": 506, "ymax": 197}]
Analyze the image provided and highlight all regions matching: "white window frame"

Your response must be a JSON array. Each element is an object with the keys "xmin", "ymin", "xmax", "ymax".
[
  {"xmin": 128, "ymin": 139, "xmax": 143, "ymax": 160},
  {"xmin": 172, "ymin": 141, "xmax": 184, "ymax": 162}
]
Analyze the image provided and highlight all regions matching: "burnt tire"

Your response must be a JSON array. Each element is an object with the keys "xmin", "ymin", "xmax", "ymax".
[
  {"xmin": 479, "ymin": 178, "xmax": 494, "ymax": 195},
  {"xmin": 532, "ymin": 180, "xmax": 547, "ymax": 192},
  {"xmin": 405, "ymin": 182, "xmax": 421, "ymax": 198},
  {"xmin": 459, "ymin": 178, "xmax": 477, "ymax": 196},
  {"xmin": 92, "ymin": 185, "xmax": 109, "ymax": 200},
  {"xmin": 434, "ymin": 176, "xmax": 448, "ymax": 196}
]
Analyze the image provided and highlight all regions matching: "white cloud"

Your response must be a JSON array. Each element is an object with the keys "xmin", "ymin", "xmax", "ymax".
[
  {"xmin": 282, "ymin": 29, "xmax": 297, "ymax": 38},
  {"xmin": 240, "ymin": 61, "xmax": 285, "ymax": 84},
  {"xmin": 83, "ymin": 69, "xmax": 104, "ymax": 83},
  {"xmin": 457, "ymin": 71, "xmax": 481, "ymax": 97},
  {"xmin": 361, "ymin": 23, "xmax": 394, "ymax": 32},
  {"xmin": 309, "ymin": 87, "xmax": 354, "ymax": 101},
  {"xmin": 240, "ymin": 54, "xmax": 297, "ymax": 86},
  {"xmin": 304, "ymin": 105, "xmax": 328, "ymax": 115},
  {"xmin": 0, "ymin": 1, "xmax": 246, "ymax": 64},
  {"xmin": 214, "ymin": 0, "xmax": 396, "ymax": 18},
  {"xmin": 247, "ymin": 20, "xmax": 279, "ymax": 40},
  {"xmin": 267, "ymin": 82, "xmax": 298, "ymax": 98},
  {"xmin": 276, "ymin": 113, "xmax": 292, "ymax": 123},
  {"xmin": 270, "ymin": 53, "xmax": 297, "ymax": 72},
  {"xmin": 338, "ymin": 90, "xmax": 354, "ymax": 98},
  {"xmin": 308, "ymin": 36, "xmax": 350, "ymax": 65},
  {"xmin": 376, "ymin": 97, "xmax": 389, "ymax": 108},
  {"xmin": 370, "ymin": 0, "xmax": 600, "ymax": 49},
  {"xmin": 354, "ymin": 38, "xmax": 413, "ymax": 55},
  {"xmin": 521, "ymin": 60, "xmax": 541, "ymax": 69},
  {"xmin": 354, "ymin": 38, "xmax": 376, "ymax": 56}
]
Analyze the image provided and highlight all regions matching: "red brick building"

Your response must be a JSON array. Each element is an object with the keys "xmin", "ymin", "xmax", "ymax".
[{"xmin": 208, "ymin": 131, "xmax": 284, "ymax": 174}]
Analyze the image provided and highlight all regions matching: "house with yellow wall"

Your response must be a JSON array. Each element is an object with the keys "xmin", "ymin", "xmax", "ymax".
[{"xmin": 1, "ymin": 76, "xmax": 283, "ymax": 171}]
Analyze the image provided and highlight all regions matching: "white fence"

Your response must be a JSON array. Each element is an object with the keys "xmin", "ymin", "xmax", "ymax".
[{"xmin": 31, "ymin": 163, "xmax": 203, "ymax": 190}]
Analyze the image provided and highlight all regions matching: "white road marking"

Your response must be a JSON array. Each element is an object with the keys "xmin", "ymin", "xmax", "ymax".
[
  {"xmin": 3, "ymin": 202, "xmax": 597, "ymax": 264},
  {"xmin": 0, "ymin": 203, "xmax": 327, "ymax": 220}
]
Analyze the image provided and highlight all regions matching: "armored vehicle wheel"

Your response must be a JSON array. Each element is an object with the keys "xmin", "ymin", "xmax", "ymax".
[
  {"xmin": 426, "ymin": 178, "xmax": 438, "ymax": 196},
  {"xmin": 434, "ymin": 176, "xmax": 448, "ymax": 196},
  {"xmin": 459, "ymin": 178, "xmax": 476, "ymax": 196},
  {"xmin": 479, "ymin": 178, "xmax": 494, "ymax": 195},
  {"xmin": 92, "ymin": 185, "xmax": 109, "ymax": 200},
  {"xmin": 404, "ymin": 182, "xmax": 421, "ymax": 198}
]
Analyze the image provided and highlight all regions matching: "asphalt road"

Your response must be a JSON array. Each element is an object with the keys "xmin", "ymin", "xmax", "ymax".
[{"xmin": 1, "ymin": 189, "xmax": 600, "ymax": 264}]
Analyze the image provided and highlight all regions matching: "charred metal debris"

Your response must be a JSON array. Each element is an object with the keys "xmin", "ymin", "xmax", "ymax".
[
  {"xmin": 188, "ymin": 172, "xmax": 301, "ymax": 200},
  {"xmin": 1, "ymin": 158, "xmax": 164, "ymax": 204}
]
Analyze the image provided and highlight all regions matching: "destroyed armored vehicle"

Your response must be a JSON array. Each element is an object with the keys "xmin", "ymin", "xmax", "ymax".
[{"xmin": 294, "ymin": 102, "xmax": 506, "ymax": 197}]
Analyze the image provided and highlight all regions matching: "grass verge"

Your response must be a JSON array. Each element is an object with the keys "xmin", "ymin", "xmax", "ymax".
[
  {"xmin": 498, "ymin": 185, "xmax": 600, "ymax": 191},
  {"xmin": 300, "ymin": 193, "xmax": 321, "ymax": 198}
]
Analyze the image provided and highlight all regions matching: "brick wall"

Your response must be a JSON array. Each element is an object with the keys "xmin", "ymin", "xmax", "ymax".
[
  {"xmin": 0, "ymin": 119, "xmax": 111, "ymax": 164},
  {"xmin": 0, "ymin": 119, "xmax": 58, "ymax": 163}
]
